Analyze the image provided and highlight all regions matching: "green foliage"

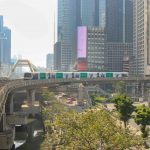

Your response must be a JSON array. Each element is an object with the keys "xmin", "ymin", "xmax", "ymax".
[
  {"xmin": 114, "ymin": 81, "xmax": 126, "ymax": 94},
  {"xmin": 134, "ymin": 105, "xmax": 150, "ymax": 138},
  {"xmin": 47, "ymin": 109, "xmax": 143, "ymax": 150},
  {"xmin": 42, "ymin": 89, "xmax": 56, "ymax": 101},
  {"xmin": 41, "ymin": 90, "xmax": 143, "ymax": 150},
  {"xmin": 112, "ymin": 94, "xmax": 135, "ymax": 127},
  {"xmin": 90, "ymin": 95, "xmax": 107, "ymax": 106}
]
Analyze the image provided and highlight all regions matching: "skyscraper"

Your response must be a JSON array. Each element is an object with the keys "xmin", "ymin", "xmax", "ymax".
[
  {"xmin": 54, "ymin": 42, "xmax": 61, "ymax": 71},
  {"xmin": 3, "ymin": 27, "xmax": 11, "ymax": 64},
  {"xmin": 98, "ymin": 0, "xmax": 106, "ymax": 28},
  {"xmin": 0, "ymin": 16, "xmax": 11, "ymax": 65},
  {"xmin": 81, "ymin": 0, "xmax": 96, "ymax": 26},
  {"xmin": 77, "ymin": 26, "xmax": 106, "ymax": 71},
  {"xmin": 57, "ymin": 0, "xmax": 81, "ymax": 71},
  {"xmin": 0, "ymin": 16, "xmax": 3, "ymax": 32},
  {"xmin": 131, "ymin": 0, "xmax": 150, "ymax": 76},
  {"xmin": 46, "ymin": 53, "xmax": 53, "ymax": 70},
  {"xmin": 106, "ymin": 0, "xmax": 133, "ymax": 43}
]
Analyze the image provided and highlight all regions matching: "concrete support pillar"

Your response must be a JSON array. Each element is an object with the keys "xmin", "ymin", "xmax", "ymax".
[
  {"xmin": 27, "ymin": 89, "xmax": 35, "ymax": 105},
  {"xmin": 0, "ymin": 107, "xmax": 6, "ymax": 132},
  {"xmin": 31, "ymin": 90, "xmax": 35, "ymax": 103},
  {"xmin": 27, "ymin": 126, "xmax": 34, "ymax": 142},
  {"xmin": 10, "ymin": 94, "xmax": 14, "ymax": 114},
  {"xmin": 131, "ymin": 85, "xmax": 136, "ymax": 97},
  {"xmin": 141, "ymin": 83, "xmax": 144, "ymax": 98},
  {"xmin": 78, "ymin": 84, "xmax": 85, "ymax": 100}
]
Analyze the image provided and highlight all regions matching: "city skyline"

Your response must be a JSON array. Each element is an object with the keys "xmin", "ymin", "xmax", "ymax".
[{"xmin": 0, "ymin": 0, "xmax": 56, "ymax": 67}]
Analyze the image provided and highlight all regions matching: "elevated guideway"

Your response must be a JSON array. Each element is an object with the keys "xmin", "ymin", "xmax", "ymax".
[{"xmin": 0, "ymin": 76, "xmax": 150, "ymax": 114}]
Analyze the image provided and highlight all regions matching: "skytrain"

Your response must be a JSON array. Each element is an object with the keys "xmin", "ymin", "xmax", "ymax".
[{"xmin": 24, "ymin": 72, "xmax": 128, "ymax": 80}]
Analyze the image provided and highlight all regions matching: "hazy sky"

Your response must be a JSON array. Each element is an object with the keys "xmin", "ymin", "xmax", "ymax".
[{"xmin": 0, "ymin": 0, "xmax": 56, "ymax": 67}]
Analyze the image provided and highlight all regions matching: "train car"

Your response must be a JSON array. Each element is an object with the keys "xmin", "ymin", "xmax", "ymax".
[
  {"xmin": 56, "ymin": 72, "xmax": 63, "ymax": 79},
  {"xmin": 24, "ymin": 71, "xmax": 129, "ymax": 80},
  {"xmin": 24, "ymin": 72, "xmax": 32, "ymax": 80},
  {"xmin": 32, "ymin": 73, "xmax": 39, "ymax": 80},
  {"xmin": 80, "ymin": 72, "xmax": 88, "ymax": 79},
  {"xmin": 39, "ymin": 73, "xmax": 46, "ymax": 80}
]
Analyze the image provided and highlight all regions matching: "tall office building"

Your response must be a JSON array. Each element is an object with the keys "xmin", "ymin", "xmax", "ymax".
[
  {"xmin": 3, "ymin": 27, "xmax": 11, "ymax": 64},
  {"xmin": 106, "ymin": 43, "xmax": 133, "ymax": 72},
  {"xmin": 81, "ymin": 0, "xmax": 106, "ymax": 27},
  {"xmin": 131, "ymin": 0, "xmax": 150, "ymax": 76},
  {"xmin": 46, "ymin": 53, "xmax": 53, "ymax": 70},
  {"xmin": 0, "ymin": 16, "xmax": 3, "ymax": 32},
  {"xmin": 106, "ymin": 0, "xmax": 133, "ymax": 43},
  {"xmin": 98, "ymin": 0, "xmax": 106, "ymax": 28},
  {"xmin": 54, "ymin": 42, "xmax": 61, "ymax": 71},
  {"xmin": 81, "ymin": 0, "xmax": 96, "ymax": 26},
  {"xmin": 80, "ymin": 0, "xmax": 133, "ymax": 42},
  {"xmin": 0, "ymin": 16, "xmax": 11, "ymax": 65},
  {"xmin": 77, "ymin": 26, "xmax": 106, "ymax": 71},
  {"xmin": 57, "ymin": 0, "xmax": 81, "ymax": 71}
]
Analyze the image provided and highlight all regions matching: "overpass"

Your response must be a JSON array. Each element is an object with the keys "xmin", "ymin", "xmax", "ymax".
[{"xmin": 0, "ymin": 77, "xmax": 150, "ymax": 149}]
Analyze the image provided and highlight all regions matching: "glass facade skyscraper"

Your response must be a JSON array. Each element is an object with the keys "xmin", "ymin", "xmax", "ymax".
[
  {"xmin": 99, "ymin": 0, "xmax": 106, "ymax": 28},
  {"xmin": 80, "ymin": 0, "xmax": 133, "ymax": 42},
  {"xmin": 0, "ymin": 16, "xmax": 11, "ymax": 65},
  {"xmin": 106, "ymin": 0, "xmax": 133, "ymax": 43},
  {"xmin": 57, "ymin": 0, "xmax": 81, "ymax": 71},
  {"xmin": 0, "ymin": 16, "xmax": 3, "ymax": 32},
  {"xmin": 3, "ymin": 27, "xmax": 11, "ymax": 64},
  {"xmin": 81, "ymin": 0, "xmax": 95, "ymax": 26}
]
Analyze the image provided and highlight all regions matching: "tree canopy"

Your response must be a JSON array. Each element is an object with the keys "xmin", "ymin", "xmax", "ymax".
[
  {"xmin": 112, "ymin": 94, "xmax": 135, "ymax": 127},
  {"xmin": 40, "ymin": 90, "xmax": 143, "ymax": 150},
  {"xmin": 42, "ymin": 109, "xmax": 143, "ymax": 150},
  {"xmin": 114, "ymin": 81, "xmax": 126, "ymax": 94},
  {"xmin": 134, "ymin": 105, "xmax": 150, "ymax": 138}
]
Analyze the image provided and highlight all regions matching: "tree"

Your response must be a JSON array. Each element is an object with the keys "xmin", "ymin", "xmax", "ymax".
[
  {"xmin": 41, "ymin": 89, "xmax": 56, "ymax": 102},
  {"xmin": 114, "ymin": 81, "xmax": 126, "ymax": 94},
  {"xmin": 40, "ymin": 89, "xmax": 68, "ymax": 133},
  {"xmin": 40, "ymin": 90, "xmax": 143, "ymax": 150},
  {"xmin": 112, "ymin": 94, "xmax": 135, "ymax": 128},
  {"xmin": 46, "ymin": 109, "xmax": 143, "ymax": 150},
  {"xmin": 134, "ymin": 105, "xmax": 150, "ymax": 138}
]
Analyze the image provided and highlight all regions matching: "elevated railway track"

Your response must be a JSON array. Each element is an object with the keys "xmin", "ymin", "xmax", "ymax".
[{"xmin": 0, "ymin": 77, "xmax": 150, "ymax": 115}]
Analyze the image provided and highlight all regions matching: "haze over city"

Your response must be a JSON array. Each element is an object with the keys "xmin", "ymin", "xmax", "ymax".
[
  {"xmin": 0, "ymin": 0, "xmax": 56, "ymax": 67},
  {"xmin": 1, "ymin": 0, "xmax": 150, "ymax": 150}
]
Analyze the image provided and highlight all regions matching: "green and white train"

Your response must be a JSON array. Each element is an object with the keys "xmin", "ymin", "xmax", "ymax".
[{"xmin": 24, "ymin": 72, "xmax": 128, "ymax": 80}]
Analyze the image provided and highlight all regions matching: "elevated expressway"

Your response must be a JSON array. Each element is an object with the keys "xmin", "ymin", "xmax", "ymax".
[{"xmin": 0, "ymin": 77, "xmax": 150, "ymax": 149}]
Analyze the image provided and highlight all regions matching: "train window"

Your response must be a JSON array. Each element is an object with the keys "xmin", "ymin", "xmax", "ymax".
[
  {"xmin": 122, "ymin": 74, "xmax": 128, "ymax": 77},
  {"xmin": 24, "ymin": 73, "xmax": 32, "ymax": 77}
]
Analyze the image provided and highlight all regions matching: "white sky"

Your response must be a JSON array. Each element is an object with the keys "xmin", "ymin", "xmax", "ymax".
[{"xmin": 0, "ymin": 0, "xmax": 56, "ymax": 67}]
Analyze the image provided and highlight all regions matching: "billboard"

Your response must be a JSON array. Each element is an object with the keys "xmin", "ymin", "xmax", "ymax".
[
  {"xmin": 77, "ymin": 59, "xmax": 87, "ymax": 71},
  {"xmin": 77, "ymin": 26, "xmax": 87, "ymax": 58}
]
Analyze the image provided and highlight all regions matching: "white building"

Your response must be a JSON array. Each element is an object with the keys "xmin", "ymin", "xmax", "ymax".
[{"xmin": 132, "ymin": 0, "xmax": 150, "ymax": 76}]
